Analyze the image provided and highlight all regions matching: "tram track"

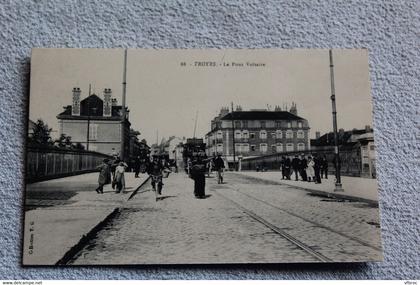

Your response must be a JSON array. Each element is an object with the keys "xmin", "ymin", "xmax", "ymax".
[
  {"xmin": 227, "ymin": 186, "xmax": 382, "ymax": 252},
  {"xmin": 213, "ymin": 181, "xmax": 382, "ymax": 262},
  {"xmin": 214, "ymin": 190, "xmax": 332, "ymax": 262}
]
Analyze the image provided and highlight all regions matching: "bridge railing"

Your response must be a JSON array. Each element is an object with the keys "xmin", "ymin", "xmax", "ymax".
[
  {"xmin": 26, "ymin": 146, "xmax": 112, "ymax": 183},
  {"xmin": 240, "ymin": 145, "xmax": 364, "ymax": 177}
]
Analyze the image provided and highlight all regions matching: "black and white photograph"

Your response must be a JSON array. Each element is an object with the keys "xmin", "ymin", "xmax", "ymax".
[{"xmin": 23, "ymin": 49, "xmax": 383, "ymax": 265}]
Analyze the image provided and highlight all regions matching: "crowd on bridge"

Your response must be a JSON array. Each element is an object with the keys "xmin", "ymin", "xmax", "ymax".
[{"xmin": 275, "ymin": 154, "xmax": 329, "ymax": 184}]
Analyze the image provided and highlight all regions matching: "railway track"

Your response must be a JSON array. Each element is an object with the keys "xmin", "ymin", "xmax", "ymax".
[{"xmin": 214, "ymin": 183, "xmax": 382, "ymax": 262}]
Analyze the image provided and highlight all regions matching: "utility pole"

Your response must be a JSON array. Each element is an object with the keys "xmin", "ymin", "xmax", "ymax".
[
  {"xmin": 329, "ymin": 49, "xmax": 343, "ymax": 192},
  {"xmin": 86, "ymin": 84, "xmax": 91, "ymax": 151},
  {"xmin": 193, "ymin": 110, "xmax": 198, "ymax": 138},
  {"xmin": 120, "ymin": 49, "xmax": 127, "ymax": 161},
  {"xmin": 231, "ymin": 102, "xmax": 236, "ymax": 171}
]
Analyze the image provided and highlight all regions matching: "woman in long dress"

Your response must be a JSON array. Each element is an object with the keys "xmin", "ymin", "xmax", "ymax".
[
  {"xmin": 190, "ymin": 158, "xmax": 206, "ymax": 199},
  {"xmin": 96, "ymin": 159, "xmax": 110, "ymax": 194},
  {"xmin": 307, "ymin": 156, "xmax": 315, "ymax": 182}
]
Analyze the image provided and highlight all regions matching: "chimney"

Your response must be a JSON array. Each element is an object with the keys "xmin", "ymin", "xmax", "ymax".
[
  {"xmin": 103, "ymin": 88, "xmax": 112, "ymax": 117},
  {"xmin": 365, "ymin": 125, "xmax": 372, "ymax": 133},
  {"xmin": 289, "ymin": 102, "xmax": 297, "ymax": 115},
  {"xmin": 219, "ymin": 107, "xmax": 229, "ymax": 117},
  {"xmin": 72, "ymin": 87, "xmax": 81, "ymax": 116},
  {"xmin": 315, "ymin": 131, "xmax": 321, "ymax": 139},
  {"xmin": 111, "ymin": 98, "xmax": 117, "ymax": 106},
  {"xmin": 274, "ymin": 105, "xmax": 282, "ymax": 111}
]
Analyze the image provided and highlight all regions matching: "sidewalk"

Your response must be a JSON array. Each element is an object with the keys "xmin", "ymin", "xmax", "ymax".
[
  {"xmin": 22, "ymin": 172, "xmax": 149, "ymax": 265},
  {"xmin": 235, "ymin": 171, "xmax": 379, "ymax": 205}
]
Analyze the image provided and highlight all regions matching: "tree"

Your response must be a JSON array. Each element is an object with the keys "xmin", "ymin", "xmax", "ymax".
[
  {"xmin": 55, "ymin": 134, "xmax": 73, "ymax": 148},
  {"xmin": 73, "ymin": 142, "xmax": 85, "ymax": 150},
  {"xmin": 29, "ymin": 119, "xmax": 53, "ymax": 146}
]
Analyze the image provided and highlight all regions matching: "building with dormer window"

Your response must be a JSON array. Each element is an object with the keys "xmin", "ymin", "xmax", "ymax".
[
  {"xmin": 57, "ymin": 87, "xmax": 131, "ymax": 156},
  {"xmin": 205, "ymin": 104, "xmax": 310, "ymax": 164}
]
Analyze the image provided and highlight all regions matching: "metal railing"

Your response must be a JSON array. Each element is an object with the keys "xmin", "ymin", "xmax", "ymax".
[
  {"xmin": 26, "ymin": 146, "xmax": 112, "ymax": 182},
  {"xmin": 240, "ymin": 146, "xmax": 364, "ymax": 177}
]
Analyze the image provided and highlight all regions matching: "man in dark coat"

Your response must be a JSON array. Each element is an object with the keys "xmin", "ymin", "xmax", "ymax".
[
  {"xmin": 284, "ymin": 156, "xmax": 291, "ymax": 180},
  {"xmin": 190, "ymin": 157, "xmax": 206, "ymax": 198},
  {"xmin": 291, "ymin": 155, "xmax": 301, "ymax": 181},
  {"xmin": 299, "ymin": 154, "xmax": 308, "ymax": 181},
  {"xmin": 213, "ymin": 154, "xmax": 225, "ymax": 184},
  {"xmin": 96, "ymin": 159, "xmax": 110, "ymax": 194},
  {"xmin": 133, "ymin": 156, "xmax": 141, "ymax": 178},
  {"xmin": 313, "ymin": 153, "xmax": 322, "ymax": 184}
]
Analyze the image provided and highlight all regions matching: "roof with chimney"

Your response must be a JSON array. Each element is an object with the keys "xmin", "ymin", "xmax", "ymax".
[
  {"xmin": 57, "ymin": 94, "xmax": 128, "ymax": 120},
  {"xmin": 310, "ymin": 127, "xmax": 373, "ymax": 147},
  {"xmin": 220, "ymin": 111, "xmax": 305, "ymax": 121}
]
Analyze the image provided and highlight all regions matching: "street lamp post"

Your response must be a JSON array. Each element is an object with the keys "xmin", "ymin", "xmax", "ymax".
[
  {"xmin": 120, "ymin": 49, "xmax": 127, "ymax": 161},
  {"xmin": 231, "ymin": 102, "xmax": 237, "ymax": 171},
  {"xmin": 329, "ymin": 49, "xmax": 343, "ymax": 192}
]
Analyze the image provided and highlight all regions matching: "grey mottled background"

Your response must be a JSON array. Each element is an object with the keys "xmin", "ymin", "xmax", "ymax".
[{"xmin": 0, "ymin": 0, "xmax": 418, "ymax": 280}]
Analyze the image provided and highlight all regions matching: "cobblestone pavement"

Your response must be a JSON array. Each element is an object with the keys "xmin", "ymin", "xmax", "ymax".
[{"xmin": 71, "ymin": 172, "xmax": 383, "ymax": 264}]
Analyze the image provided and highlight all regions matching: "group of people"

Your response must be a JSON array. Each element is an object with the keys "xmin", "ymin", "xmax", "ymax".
[
  {"xmin": 280, "ymin": 154, "xmax": 329, "ymax": 184},
  {"xmin": 188, "ymin": 153, "xmax": 226, "ymax": 199},
  {"xmin": 96, "ymin": 156, "xmax": 128, "ymax": 194}
]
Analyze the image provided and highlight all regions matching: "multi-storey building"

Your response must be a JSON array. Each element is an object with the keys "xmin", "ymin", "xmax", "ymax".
[
  {"xmin": 57, "ymin": 87, "xmax": 131, "ymax": 157},
  {"xmin": 205, "ymin": 105, "xmax": 310, "ymax": 165}
]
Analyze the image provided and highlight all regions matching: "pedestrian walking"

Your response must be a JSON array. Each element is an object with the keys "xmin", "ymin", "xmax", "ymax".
[
  {"xmin": 96, "ymin": 159, "xmax": 110, "ymax": 194},
  {"xmin": 133, "ymin": 156, "xmax": 141, "ymax": 178},
  {"xmin": 284, "ymin": 156, "xmax": 291, "ymax": 180},
  {"xmin": 299, "ymin": 154, "xmax": 308, "ymax": 181},
  {"xmin": 213, "ymin": 154, "xmax": 225, "ymax": 184},
  {"xmin": 321, "ymin": 155, "xmax": 328, "ymax": 179},
  {"xmin": 110, "ymin": 156, "xmax": 121, "ymax": 189},
  {"xmin": 307, "ymin": 156, "xmax": 315, "ymax": 182},
  {"xmin": 147, "ymin": 157, "xmax": 164, "ymax": 195},
  {"xmin": 313, "ymin": 153, "xmax": 322, "ymax": 184},
  {"xmin": 190, "ymin": 157, "xmax": 206, "ymax": 198},
  {"xmin": 115, "ymin": 161, "xmax": 128, "ymax": 193},
  {"xmin": 291, "ymin": 155, "xmax": 300, "ymax": 181}
]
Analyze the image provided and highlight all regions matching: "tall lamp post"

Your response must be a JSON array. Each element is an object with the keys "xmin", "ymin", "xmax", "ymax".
[
  {"xmin": 329, "ymin": 49, "xmax": 343, "ymax": 192},
  {"xmin": 231, "ymin": 102, "xmax": 237, "ymax": 171},
  {"xmin": 120, "ymin": 49, "xmax": 127, "ymax": 161}
]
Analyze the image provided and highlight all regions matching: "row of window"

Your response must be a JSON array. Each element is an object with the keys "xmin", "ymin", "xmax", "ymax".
[
  {"xmin": 213, "ymin": 129, "xmax": 305, "ymax": 140},
  {"xmin": 214, "ymin": 143, "xmax": 305, "ymax": 153},
  {"xmin": 227, "ymin": 121, "xmax": 303, "ymax": 129}
]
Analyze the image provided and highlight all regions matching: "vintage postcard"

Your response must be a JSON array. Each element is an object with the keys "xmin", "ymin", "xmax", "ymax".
[{"xmin": 23, "ymin": 49, "xmax": 383, "ymax": 265}]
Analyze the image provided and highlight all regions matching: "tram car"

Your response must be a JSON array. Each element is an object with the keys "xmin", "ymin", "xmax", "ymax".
[{"xmin": 182, "ymin": 138, "xmax": 207, "ymax": 173}]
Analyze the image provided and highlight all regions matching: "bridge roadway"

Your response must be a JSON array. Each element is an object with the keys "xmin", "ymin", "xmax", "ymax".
[{"xmin": 69, "ymin": 172, "xmax": 382, "ymax": 264}]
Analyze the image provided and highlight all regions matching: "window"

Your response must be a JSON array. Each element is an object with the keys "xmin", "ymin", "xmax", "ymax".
[
  {"xmin": 370, "ymin": 145, "xmax": 375, "ymax": 151},
  {"xmin": 286, "ymin": 130, "xmax": 293, "ymax": 139},
  {"xmin": 89, "ymin": 124, "xmax": 98, "ymax": 140},
  {"xmin": 297, "ymin": 130, "xmax": 304, "ymax": 139},
  {"xmin": 271, "ymin": 145, "xmax": 277, "ymax": 153},
  {"xmin": 260, "ymin": 143, "xmax": 268, "ymax": 153},
  {"xmin": 276, "ymin": 130, "xmax": 282, "ymax": 139},
  {"xmin": 298, "ymin": 121, "xmax": 303, "ymax": 128},
  {"xmin": 287, "ymin": 122, "xmax": 292, "ymax": 128},
  {"xmin": 242, "ymin": 121, "xmax": 248, "ymax": 128},
  {"xmin": 276, "ymin": 143, "xmax": 283, "ymax": 152},
  {"xmin": 234, "ymin": 121, "xmax": 241, "ymax": 128},
  {"xmin": 234, "ymin": 130, "xmax": 242, "ymax": 139},
  {"xmin": 250, "ymin": 133, "xmax": 255, "ymax": 139},
  {"xmin": 242, "ymin": 130, "xmax": 249, "ymax": 139},
  {"xmin": 242, "ymin": 143, "xmax": 250, "ymax": 153},
  {"xmin": 297, "ymin": 143, "xmax": 305, "ymax": 151},
  {"xmin": 271, "ymin": 133, "xmax": 276, "ymax": 139},
  {"xmin": 216, "ymin": 131, "xmax": 223, "ymax": 139},
  {"xmin": 275, "ymin": 121, "xmax": 282, "ymax": 128},
  {"xmin": 216, "ymin": 144, "xmax": 223, "ymax": 152},
  {"xmin": 260, "ymin": 121, "xmax": 266, "ymax": 128},
  {"xmin": 260, "ymin": 130, "xmax": 267, "ymax": 139},
  {"xmin": 286, "ymin": 143, "xmax": 294, "ymax": 152},
  {"xmin": 235, "ymin": 143, "xmax": 242, "ymax": 152},
  {"xmin": 250, "ymin": 145, "xmax": 256, "ymax": 152}
]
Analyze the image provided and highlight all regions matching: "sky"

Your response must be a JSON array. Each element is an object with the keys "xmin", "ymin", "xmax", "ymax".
[{"xmin": 29, "ymin": 49, "xmax": 373, "ymax": 144}]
